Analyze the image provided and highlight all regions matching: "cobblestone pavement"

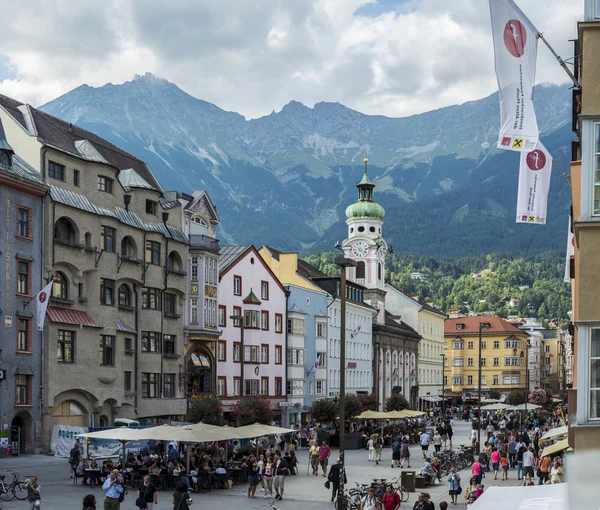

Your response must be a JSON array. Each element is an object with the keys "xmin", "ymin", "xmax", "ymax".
[{"xmin": 0, "ymin": 419, "xmax": 525, "ymax": 509}]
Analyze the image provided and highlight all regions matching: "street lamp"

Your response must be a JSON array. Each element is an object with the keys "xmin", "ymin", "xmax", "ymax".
[
  {"xmin": 477, "ymin": 321, "xmax": 491, "ymax": 454},
  {"xmin": 440, "ymin": 353, "xmax": 446, "ymax": 416},
  {"xmin": 335, "ymin": 256, "xmax": 356, "ymax": 510}
]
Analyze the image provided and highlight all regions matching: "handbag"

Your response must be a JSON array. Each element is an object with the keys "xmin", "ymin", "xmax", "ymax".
[
  {"xmin": 457, "ymin": 485, "xmax": 462, "ymax": 495},
  {"xmin": 136, "ymin": 485, "xmax": 149, "ymax": 509},
  {"xmin": 325, "ymin": 480, "xmax": 331, "ymax": 489}
]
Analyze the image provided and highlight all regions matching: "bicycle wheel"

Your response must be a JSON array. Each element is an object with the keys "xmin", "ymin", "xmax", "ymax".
[
  {"xmin": 0, "ymin": 488, "xmax": 13, "ymax": 502},
  {"xmin": 12, "ymin": 483, "xmax": 27, "ymax": 500},
  {"xmin": 401, "ymin": 488, "xmax": 409, "ymax": 502}
]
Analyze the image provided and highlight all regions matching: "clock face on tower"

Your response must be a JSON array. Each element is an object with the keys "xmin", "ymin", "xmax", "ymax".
[{"xmin": 352, "ymin": 241, "xmax": 369, "ymax": 258}]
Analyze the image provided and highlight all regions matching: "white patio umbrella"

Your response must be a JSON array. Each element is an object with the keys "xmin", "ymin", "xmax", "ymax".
[
  {"xmin": 539, "ymin": 425, "xmax": 568, "ymax": 445},
  {"xmin": 508, "ymin": 403, "xmax": 541, "ymax": 411},
  {"xmin": 232, "ymin": 423, "xmax": 295, "ymax": 438},
  {"xmin": 480, "ymin": 403, "xmax": 510, "ymax": 411}
]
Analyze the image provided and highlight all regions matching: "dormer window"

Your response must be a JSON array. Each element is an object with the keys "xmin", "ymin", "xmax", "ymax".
[
  {"xmin": 97, "ymin": 175, "xmax": 114, "ymax": 193},
  {"xmin": 191, "ymin": 216, "xmax": 207, "ymax": 226},
  {"xmin": 456, "ymin": 323, "xmax": 464, "ymax": 330},
  {"xmin": 0, "ymin": 150, "xmax": 11, "ymax": 167},
  {"xmin": 146, "ymin": 200, "xmax": 158, "ymax": 216}
]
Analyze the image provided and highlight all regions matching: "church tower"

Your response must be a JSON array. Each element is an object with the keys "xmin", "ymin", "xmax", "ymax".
[{"xmin": 341, "ymin": 156, "xmax": 388, "ymax": 322}]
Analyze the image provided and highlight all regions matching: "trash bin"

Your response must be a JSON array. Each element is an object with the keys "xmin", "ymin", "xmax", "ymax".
[{"xmin": 401, "ymin": 470, "xmax": 416, "ymax": 492}]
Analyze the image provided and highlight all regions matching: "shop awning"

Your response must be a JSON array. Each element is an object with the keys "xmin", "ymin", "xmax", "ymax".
[
  {"xmin": 46, "ymin": 306, "xmax": 101, "ymax": 328},
  {"xmin": 540, "ymin": 438, "xmax": 570, "ymax": 458},
  {"xmin": 540, "ymin": 425, "xmax": 568, "ymax": 445}
]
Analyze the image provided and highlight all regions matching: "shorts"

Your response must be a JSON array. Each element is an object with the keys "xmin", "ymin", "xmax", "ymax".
[
  {"xmin": 421, "ymin": 445, "xmax": 428, "ymax": 451},
  {"xmin": 441, "ymin": 435, "xmax": 448, "ymax": 441},
  {"xmin": 392, "ymin": 451, "xmax": 400, "ymax": 461},
  {"xmin": 320, "ymin": 458, "xmax": 328, "ymax": 468},
  {"xmin": 273, "ymin": 475, "xmax": 285, "ymax": 491},
  {"xmin": 502, "ymin": 466, "xmax": 508, "ymax": 471},
  {"xmin": 523, "ymin": 466, "xmax": 534, "ymax": 478},
  {"xmin": 401, "ymin": 451, "xmax": 410, "ymax": 459},
  {"xmin": 492, "ymin": 462, "xmax": 500, "ymax": 471}
]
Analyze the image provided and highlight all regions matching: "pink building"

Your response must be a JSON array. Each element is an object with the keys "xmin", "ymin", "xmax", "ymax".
[{"xmin": 217, "ymin": 246, "xmax": 287, "ymax": 424}]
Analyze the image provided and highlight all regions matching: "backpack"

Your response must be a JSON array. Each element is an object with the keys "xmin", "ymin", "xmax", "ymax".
[{"xmin": 119, "ymin": 484, "xmax": 126, "ymax": 503}]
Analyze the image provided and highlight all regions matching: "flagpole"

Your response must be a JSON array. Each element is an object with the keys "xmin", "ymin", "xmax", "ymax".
[
  {"xmin": 552, "ymin": 158, "xmax": 572, "ymax": 187},
  {"xmin": 537, "ymin": 33, "xmax": 581, "ymax": 89}
]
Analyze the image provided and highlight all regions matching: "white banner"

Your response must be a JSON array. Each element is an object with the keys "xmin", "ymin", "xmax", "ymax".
[
  {"xmin": 564, "ymin": 216, "xmax": 574, "ymax": 282},
  {"xmin": 516, "ymin": 142, "xmax": 552, "ymax": 224},
  {"xmin": 35, "ymin": 280, "xmax": 53, "ymax": 331},
  {"xmin": 490, "ymin": 0, "xmax": 539, "ymax": 152},
  {"xmin": 51, "ymin": 424, "xmax": 87, "ymax": 457}
]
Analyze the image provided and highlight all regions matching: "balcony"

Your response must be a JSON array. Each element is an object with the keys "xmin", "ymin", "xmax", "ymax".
[{"xmin": 189, "ymin": 235, "xmax": 220, "ymax": 253}]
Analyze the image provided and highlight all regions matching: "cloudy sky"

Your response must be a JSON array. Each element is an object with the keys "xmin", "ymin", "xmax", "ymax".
[{"xmin": 0, "ymin": 0, "xmax": 582, "ymax": 119}]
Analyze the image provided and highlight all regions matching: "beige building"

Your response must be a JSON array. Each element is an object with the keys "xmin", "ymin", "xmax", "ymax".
[
  {"xmin": 0, "ymin": 95, "xmax": 189, "ymax": 451},
  {"xmin": 568, "ymin": 0, "xmax": 600, "ymax": 451}
]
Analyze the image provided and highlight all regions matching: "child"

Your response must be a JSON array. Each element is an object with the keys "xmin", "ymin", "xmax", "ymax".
[
  {"xmin": 475, "ymin": 484, "xmax": 484, "ymax": 499},
  {"xmin": 466, "ymin": 495, "xmax": 477, "ymax": 509},
  {"xmin": 501, "ymin": 452, "xmax": 509, "ymax": 481}
]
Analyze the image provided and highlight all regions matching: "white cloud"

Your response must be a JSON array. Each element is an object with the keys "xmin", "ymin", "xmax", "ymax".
[{"xmin": 0, "ymin": 0, "xmax": 581, "ymax": 119}]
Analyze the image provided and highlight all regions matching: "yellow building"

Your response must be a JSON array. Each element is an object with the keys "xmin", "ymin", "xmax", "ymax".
[
  {"xmin": 443, "ymin": 316, "xmax": 528, "ymax": 399},
  {"xmin": 568, "ymin": 0, "xmax": 600, "ymax": 451},
  {"xmin": 541, "ymin": 337, "xmax": 565, "ymax": 396}
]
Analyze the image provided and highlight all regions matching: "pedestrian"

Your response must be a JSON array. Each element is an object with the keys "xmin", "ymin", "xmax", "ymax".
[
  {"xmin": 469, "ymin": 428, "xmax": 477, "ymax": 448},
  {"xmin": 446, "ymin": 421, "xmax": 454, "ymax": 448},
  {"xmin": 516, "ymin": 445, "xmax": 525, "ymax": 480},
  {"xmin": 273, "ymin": 451, "xmax": 289, "ymax": 500},
  {"xmin": 247, "ymin": 459, "xmax": 259, "ymax": 498},
  {"xmin": 171, "ymin": 481, "xmax": 192, "ymax": 510},
  {"xmin": 361, "ymin": 487, "xmax": 379, "ymax": 510},
  {"xmin": 368, "ymin": 436, "xmax": 375, "ymax": 461},
  {"xmin": 320, "ymin": 441, "xmax": 331, "ymax": 477},
  {"xmin": 439, "ymin": 502, "xmax": 448, "ymax": 510},
  {"xmin": 70, "ymin": 441, "xmax": 81, "ymax": 479},
  {"xmin": 420, "ymin": 430, "xmax": 430, "ymax": 459},
  {"xmin": 137, "ymin": 475, "xmax": 158, "ymax": 509},
  {"xmin": 381, "ymin": 484, "xmax": 400, "ymax": 510},
  {"xmin": 549, "ymin": 459, "xmax": 564, "ymax": 484},
  {"xmin": 412, "ymin": 492, "xmax": 433, "ymax": 510},
  {"xmin": 309, "ymin": 441, "xmax": 320, "ymax": 475},
  {"xmin": 522, "ymin": 447, "xmax": 535, "ymax": 482},
  {"xmin": 391, "ymin": 437, "xmax": 401, "ymax": 469},
  {"xmin": 25, "ymin": 476, "xmax": 41, "ymax": 509},
  {"xmin": 327, "ymin": 458, "xmax": 347, "ymax": 503},
  {"xmin": 263, "ymin": 457, "xmax": 274, "ymax": 498},
  {"xmin": 490, "ymin": 447, "xmax": 500, "ymax": 480},
  {"xmin": 500, "ymin": 452, "xmax": 509, "ymax": 481},
  {"xmin": 102, "ymin": 470, "xmax": 124, "ymax": 510},
  {"xmin": 508, "ymin": 436, "xmax": 517, "ymax": 468},
  {"xmin": 447, "ymin": 468, "xmax": 461, "ymax": 505},
  {"xmin": 471, "ymin": 459, "xmax": 482, "ymax": 485},
  {"xmin": 82, "ymin": 494, "xmax": 96, "ymax": 510},
  {"xmin": 537, "ymin": 455, "xmax": 551, "ymax": 485},
  {"xmin": 432, "ymin": 431, "xmax": 442, "ymax": 453},
  {"xmin": 374, "ymin": 434, "xmax": 383, "ymax": 465},
  {"xmin": 400, "ymin": 439, "xmax": 411, "ymax": 468}
]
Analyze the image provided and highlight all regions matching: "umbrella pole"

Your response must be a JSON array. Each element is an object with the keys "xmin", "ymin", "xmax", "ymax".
[
  {"xmin": 122, "ymin": 441, "xmax": 126, "ymax": 470},
  {"xmin": 186, "ymin": 442, "xmax": 191, "ymax": 472}
]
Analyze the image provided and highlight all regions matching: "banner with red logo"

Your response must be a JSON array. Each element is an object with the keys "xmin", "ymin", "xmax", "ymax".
[
  {"xmin": 564, "ymin": 216, "xmax": 574, "ymax": 283},
  {"xmin": 489, "ymin": 0, "xmax": 539, "ymax": 152},
  {"xmin": 35, "ymin": 280, "xmax": 54, "ymax": 331},
  {"xmin": 516, "ymin": 142, "xmax": 552, "ymax": 224}
]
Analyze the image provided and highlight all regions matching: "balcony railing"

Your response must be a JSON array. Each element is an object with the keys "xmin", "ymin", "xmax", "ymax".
[{"xmin": 189, "ymin": 235, "xmax": 220, "ymax": 252}]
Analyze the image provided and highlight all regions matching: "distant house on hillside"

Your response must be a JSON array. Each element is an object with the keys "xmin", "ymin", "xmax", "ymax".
[
  {"xmin": 410, "ymin": 272, "xmax": 426, "ymax": 280},
  {"xmin": 472, "ymin": 273, "xmax": 482, "ymax": 279}
]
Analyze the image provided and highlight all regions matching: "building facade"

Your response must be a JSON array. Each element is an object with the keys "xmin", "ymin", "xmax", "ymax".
[
  {"xmin": 569, "ymin": 0, "xmax": 600, "ymax": 451},
  {"xmin": 541, "ymin": 335, "xmax": 565, "ymax": 396},
  {"xmin": 217, "ymin": 246, "xmax": 287, "ymax": 424},
  {"xmin": 0, "ymin": 120, "xmax": 47, "ymax": 453},
  {"xmin": 385, "ymin": 284, "xmax": 446, "ymax": 409},
  {"xmin": 259, "ymin": 247, "xmax": 329, "ymax": 427},
  {"xmin": 443, "ymin": 316, "xmax": 528, "ymax": 399},
  {"xmin": 0, "ymin": 95, "xmax": 189, "ymax": 452}
]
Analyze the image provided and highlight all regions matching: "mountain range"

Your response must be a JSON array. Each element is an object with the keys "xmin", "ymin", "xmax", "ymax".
[{"xmin": 39, "ymin": 73, "xmax": 574, "ymax": 257}]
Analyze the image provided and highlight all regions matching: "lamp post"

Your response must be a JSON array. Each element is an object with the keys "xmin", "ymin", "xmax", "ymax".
[
  {"xmin": 440, "ymin": 353, "xmax": 446, "ymax": 417},
  {"xmin": 335, "ymin": 257, "xmax": 356, "ymax": 510},
  {"xmin": 477, "ymin": 321, "xmax": 491, "ymax": 454}
]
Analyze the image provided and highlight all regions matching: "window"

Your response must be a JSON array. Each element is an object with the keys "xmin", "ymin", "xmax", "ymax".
[
  {"xmin": 467, "ymin": 375, "xmax": 473, "ymax": 385},
  {"xmin": 141, "ymin": 373, "xmax": 160, "ymax": 398},
  {"xmin": 97, "ymin": 175, "xmax": 114, "ymax": 193},
  {"xmin": 261, "ymin": 311, "xmax": 269, "ymax": 330},
  {"xmin": 217, "ymin": 306, "xmax": 226, "ymax": 327},
  {"xmin": 287, "ymin": 318, "xmax": 305, "ymax": 336},
  {"xmin": 493, "ymin": 357, "xmax": 500, "ymax": 366},
  {"xmin": 15, "ymin": 375, "xmax": 30, "ymax": 405},
  {"xmin": 261, "ymin": 344, "xmax": 269, "ymax": 363},
  {"xmin": 317, "ymin": 322, "xmax": 326, "ymax": 338},
  {"xmin": 233, "ymin": 377, "xmax": 241, "ymax": 396},
  {"xmin": 275, "ymin": 314, "xmax": 283, "ymax": 333},
  {"xmin": 452, "ymin": 358, "xmax": 464, "ymax": 367},
  {"xmin": 145, "ymin": 241, "xmax": 161, "ymax": 265},
  {"xmin": 124, "ymin": 337, "xmax": 133, "ymax": 353},
  {"xmin": 164, "ymin": 374, "xmax": 175, "ymax": 397},
  {"xmin": 261, "ymin": 377, "xmax": 269, "ymax": 395},
  {"xmin": 545, "ymin": 345, "xmax": 551, "ymax": 353},
  {"xmin": 146, "ymin": 200, "xmax": 158, "ymax": 216},
  {"xmin": 17, "ymin": 260, "xmax": 30, "ymax": 295},
  {"xmin": 232, "ymin": 306, "xmax": 242, "ymax": 327},
  {"xmin": 245, "ymin": 379, "xmax": 260, "ymax": 396},
  {"xmin": 443, "ymin": 376, "xmax": 448, "ymax": 386},
  {"xmin": 595, "ymin": 123, "xmax": 600, "ymax": 214},
  {"xmin": 275, "ymin": 377, "xmax": 283, "ymax": 396},
  {"xmin": 52, "ymin": 271, "xmax": 69, "ymax": 300},
  {"xmin": 286, "ymin": 380, "xmax": 305, "ymax": 396},
  {"xmin": 57, "ymin": 330, "xmax": 75, "ymax": 362},
  {"xmin": 356, "ymin": 261, "xmax": 365, "ymax": 279},
  {"xmin": 452, "ymin": 376, "xmax": 463, "ymax": 385},
  {"xmin": 73, "ymin": 169, "xmax": 80, "ymax": 187},
  {"xmin": 100, "ymin": 278, "xmax": 115, "ymax": 305},
  {"xmin": 142, "ymin": 287, "xmax": 160, "ymax": 310},
  {"xmin": 493, "ymin": 375, "xmax": 499, "ymax": 385},
  {"xmin": 17, "ymin": 207, "xmax": 30, "ymax": 238},
  {"xmin": 244, "ymin": 310, "xmax": 260, "ymax": 329},
  {"xmin": 504, "ymin": 357, "xmax": 521, "ymax": 366},
  {"xmin": 287, "ymin": 348, "xmax": 304, "ymax": 366},
  {"xmin": 100, "ymin": 226, "xmax": 116, "ymax": 252},
  {"xmin": 217, "ymin": 377, "xmax": 226, "ymax": 397},
  {"xmin": 118, "ymin": 284, "xmax": 131, "ymax": 307},
  {"xmin": 233, "ymin": 343, "xmax": 241, "ymax": 363},
  {"xmin": 275, "ymin": 346, "xmax": 282, "ymax": 365},
  {"xmin": 316, "ymin": 380, "xmax": 325, "ymax": 395},
  {"xmin": 451, "ymin": 340, "xmax": 464, "ymax": 350},
  {"xmin": 124, "ymin": 371, "xmax": 132, "ymax": 392},
  {"xmin": 233, "ymin": 275, "xmax": 242, "ymax": 296},
  {"xmin": 217, "ymin": 341, "xmax": 226, "ymax": 361},
  {"xmin": 17, "ymin": 318, "xmax": 30, "ymax": 352},
  {"xmin": 467, "ymin": 341, "xmax": 474, "ymax": 349},
  {"xmin": 100, "ymin": 335, "xmax": 115, "ymax": 366},
  {"xmin": 244, "ymin": 345, "xmax": 260, "ymax": 363},
  {"xmin": 48, "ymin": 160, "xmax": 65, "ymax": 180},
  {"xmin": 163, "ymin": 335, "xmax": 176, "ymax": 355},
  {"xmin": 191, "ymin": 298, "xmax": 198, "ymax": 324},
  {"xmin": 141, "ymin": 331, "xmax": 160, "ymax": 352},
  {"xmin": 502, "ymin": 375, "xmax": 521, "ymax": 385},
  {"xmin": 481, "ymin": 341, "xmax": 487, "ymax": 349},
  {"xmin": 493, "ymin": 341, "xmax": 499, "ymax": 349},
  {"xmin": 481, "ymin": 358, "xmax": 487, "ymax": 366},
  {"xmin": 191, "ymin": 257, "xmax": 199, "ymax": 281},
  {"xmin": 481, "ymin": 375, "xmax": 486, "ymax": 385},
  {"xmin": 317, "ymin": 352, "xmax": 326, "ymax": 367},
  {"xmin": 164, "ymin": 293, "xmax": 177, "ymax": 315},
  {"xmin": 591, "ymin": 329, "xmax": 600, "ymax": 419},
  {"xmin": 261, "ymin": 281, "xmax": 269, "ymax": 300},
  {"xmin": 505, "ymin": 339, "xmax": 521, "ymax": 348}
]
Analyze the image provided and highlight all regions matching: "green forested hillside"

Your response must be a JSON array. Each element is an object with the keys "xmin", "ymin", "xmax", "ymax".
[{"xmin": 304, "ymin": 251, "xmax": 570, "ymax": 322}]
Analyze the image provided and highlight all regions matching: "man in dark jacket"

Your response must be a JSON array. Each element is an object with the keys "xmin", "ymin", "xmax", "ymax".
[
  {"xmin": 327, "ymin": 458, "xmax": 347, "ymax": 502},
  {"xmin": 273, "ymin": 452, "xmax": 289, "ymax": 500},
  {"xmin": 70, "ymin": 442, "xmax": 81, "ymax": 478}
]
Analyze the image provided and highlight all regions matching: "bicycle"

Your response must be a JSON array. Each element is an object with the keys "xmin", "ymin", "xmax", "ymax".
[
  {"xmin": 335, "ymin": 486, "xmax": 362, "ymax": 510},
  {"xmin": 0, "ymin": 470, "xmax": 27, "ymax": 501}
]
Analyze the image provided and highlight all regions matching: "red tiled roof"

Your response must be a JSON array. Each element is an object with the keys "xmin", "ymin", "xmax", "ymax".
[
  {"xmin": 46, "ymin": 306, "xmax": 102, "ymax": 328},
  {"xmin": 444, "ymin": 316, "xmax": 524, "ymax": 335}
]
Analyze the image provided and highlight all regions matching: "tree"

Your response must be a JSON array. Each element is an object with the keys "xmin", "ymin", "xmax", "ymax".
[
  {"xmin": 343, "ymin": 394, "xmax": 362, "ymax": 421},
  {"xmin": 529, "ymin": 388, "xmax": 553, "ymax": 409},
  {"xmin": 488, "ymin": 389, "xmax": 501, "ymax": 400},
  {"xmin": 385, "ymin": 393, "xmax": 409, "ymax": 412},
  {"xmin": 312, "ymin": 398, "xmax": 337, "ymax": 424},
  {"xmin": 506, "ymin": 390, "xmax": 526, "ymax": 406},
  {"xmin": 358, "ymin": 393, "xmax": 379, "ymax": 412},
  {"xmin": 187, "ymin": 394, "xmax": 223, "ymax": 425},
  {"xmin": 234, "ymin": 397, "xmax": 273, "ymax": 426}
]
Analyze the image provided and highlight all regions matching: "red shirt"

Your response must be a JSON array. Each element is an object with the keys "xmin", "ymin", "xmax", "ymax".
[{"xmin": 382, "ymin": 492, "xmax": 400, "ymax": 510}]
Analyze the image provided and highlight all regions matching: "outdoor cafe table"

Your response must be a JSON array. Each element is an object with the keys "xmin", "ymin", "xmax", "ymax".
[{"xmin": 82, "ymin": 469, "xmax": 101, "ymax": 487}]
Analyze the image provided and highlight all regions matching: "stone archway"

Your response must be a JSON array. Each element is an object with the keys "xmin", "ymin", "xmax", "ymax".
[{"xmin": 11, "ymin": 411, "xmax": 34, "ymax": 454}]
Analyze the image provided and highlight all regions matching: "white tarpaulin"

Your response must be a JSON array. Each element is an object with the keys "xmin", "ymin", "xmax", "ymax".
[
  {"xmin": 471, "ymin": 484, "xmax": 567, "ymax": 510},
  {"xmin": 516, "ymin": 142, "xmax": 552, "ymax": 224},
  {"xmin": 51, "ymin": 424, "xmax": 88, "ymax": 457},
  {"xmin": 489, "ymin": 0, "xmax": 540, "ymax": 152},
  {"xmin": 564, "ymin": 216, "xmax": 574, "ymax": 282}
]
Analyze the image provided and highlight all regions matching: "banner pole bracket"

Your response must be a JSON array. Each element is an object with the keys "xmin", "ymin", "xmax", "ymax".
[{"xmin": 538, "ymin": 33, "xmax": 581, "ymax": 89}]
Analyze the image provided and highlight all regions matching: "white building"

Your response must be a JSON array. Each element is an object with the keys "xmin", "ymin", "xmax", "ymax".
[{"xmin": 217, "ymin": 246, "xmax": 287, "ymax": 424}]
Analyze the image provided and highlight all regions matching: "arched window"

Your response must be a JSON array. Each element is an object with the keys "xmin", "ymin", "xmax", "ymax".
[
  {"xmin": 378, "ymin": 263, "xmax": 382, "ymax": 281},
  {"xmin": 54, "ymin": 217, "xmax": 77, "ymax": 244},
  {"xmin": 52, "ymin": 272, "xmax": 68, "ymax": 300},
  {"xmin": 168, "ymin": 251, "xmax": 183, "ymax": 272},
  {"xmin": 356, "ymin": 261, "xmax": 365, "ymax": 279},
  {"xmin": 0, "ymin": 150, "xmax": 11, "ymax": 167},
  {"xmin": 121, "ymin": 236, "xmax": 137, "ymax": 259},
  {"xmin": 118, "ymin": 284, "xmax": 132, "ymax": 307}
]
